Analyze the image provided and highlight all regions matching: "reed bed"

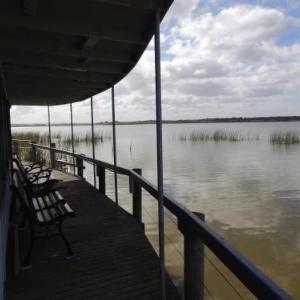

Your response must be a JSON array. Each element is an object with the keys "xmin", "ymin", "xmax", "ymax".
[
  {"xmin": 12, "ymin": 130, "xmax": 111, "ymax": 145},
  {"xmin": 12, "ymin": 131, "xmax": 47, "ymax": 143},
  {"xmin": 62, "ymin": 131, "xmax": 111, "ymax": 145},
  {"xmin": 270, "ymin": 130, "xmax": 300, "ymax": 144},
  {"xmin": 178, "ymin": 130, "xmax": 246, "ymax": 142}
]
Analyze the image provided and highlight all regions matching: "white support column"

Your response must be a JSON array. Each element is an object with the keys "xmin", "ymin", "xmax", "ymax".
[
  {"xmin": 47, "ymin": 105, "xmax": 52, "ymax": 146},
  {"xmin": 90, "ymin": 96, "xmax": 96, "ymax": 187},
  {"xmin": 111, "ymin": 86, "xmax": 119, "ymax": 207},
  {"xmin": 70, "ymin": 103, "xmax": 75, "ymax": 175},
  {"xmin": 154, "ymin": 9, "xmax": 166, "ymax": 300}
]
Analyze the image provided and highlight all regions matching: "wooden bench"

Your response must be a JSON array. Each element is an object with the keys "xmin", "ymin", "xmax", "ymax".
[{"xmin": 12, "ymin": 169, "xmax": 76, "ymax": 268}]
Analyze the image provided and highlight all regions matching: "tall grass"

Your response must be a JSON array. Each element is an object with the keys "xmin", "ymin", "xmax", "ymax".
[
  {"xmin": 12, "ymin": 130, "xmax": 112, "ymax": 161},
  {"xmin": 12, "ymin": 131, "xmax": 48, "ymax": 143},
  {"xmin": 62, "ymin": 131, "xmax": 111, "ymax": 146},
  {"xmin": 178, "ymin": 130, "xmax": 246, "ymax": 142},
  {"xmin": 270, "ymin": 130, "xmax": 300, "ymax": 144},
  {"xmin": 12, "ymin": 130, "xmax": 111, "ymax": 146}
]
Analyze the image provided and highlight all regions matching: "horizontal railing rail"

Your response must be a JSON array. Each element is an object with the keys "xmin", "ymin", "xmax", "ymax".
[
  {"xmin": 12, "ymin": 138, "xmax": 32, "ymax": 143},
  {"xmin": 21, "ymin": 141, "xmax": 291, "ymax": 300}
]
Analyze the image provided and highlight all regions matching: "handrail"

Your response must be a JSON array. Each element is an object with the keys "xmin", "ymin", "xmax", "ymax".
[
  {"xmin": 12, "ymin": 138, "xmax": 32, "ymax": 143},
  {"xmin": 30, "ymin": 143, "xmax": 131, "ymax": 176},
  {"xmin": 30, "ymin": 142, "xmax": 292, "ymax": 299}
]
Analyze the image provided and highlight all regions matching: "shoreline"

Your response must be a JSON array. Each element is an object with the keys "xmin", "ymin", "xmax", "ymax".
[{"xmin": 11, "ymin": 116, "xmax": 300, "ymax": 127}]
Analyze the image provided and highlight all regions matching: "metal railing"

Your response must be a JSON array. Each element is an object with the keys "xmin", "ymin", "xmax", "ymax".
[{"xmin": 13, "ymin": 140, "xmax": 292, "ymax": 300}]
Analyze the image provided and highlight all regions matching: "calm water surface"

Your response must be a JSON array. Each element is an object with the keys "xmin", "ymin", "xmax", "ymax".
[{"xmin": 13, "ymin": 122, "xmax": 300, "ymax": 299}]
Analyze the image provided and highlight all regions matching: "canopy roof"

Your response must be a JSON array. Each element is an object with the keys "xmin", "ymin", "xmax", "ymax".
[{"xmin": 0, "ymin": 0, "xmax": 173, "ymax": 106}]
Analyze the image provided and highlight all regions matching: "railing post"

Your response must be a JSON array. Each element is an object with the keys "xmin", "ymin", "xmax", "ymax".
[
  {"xmin": 50, "ymin": 142, "xmax": 56, "ymax": 169},
  {"xmin": 178, "ymin": 212, "xmax": 205, "ymax": 300},
  {"xmin": 31, "ymin": 141, "xmax": 36, "ymax": 163},
  {"xmin": 132, "ymin": 168, "xmax": 143, "ymax": 228},
  {"xmin": 76, "ymin": 156, "xmax": 84, "ymax": 178},
  {"xmin": 13, "ymin": 140, "xmax": 19, "ymax": 156},
  {"xmin": 96, "ymin": 165, "xmax": 106, "ymax": 194}
]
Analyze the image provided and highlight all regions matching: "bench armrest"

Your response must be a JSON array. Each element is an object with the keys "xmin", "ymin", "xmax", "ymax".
[
  {"xmin": 25, "ymin": 161, "xmax": 50, "ymax": 170},
  {"xmin": 28, "ymin": 170, "xmax": 52, "ymax": 183},
  {"xmin": 29, "ymin": 179, "xmax": 62, "ymax": 196}
]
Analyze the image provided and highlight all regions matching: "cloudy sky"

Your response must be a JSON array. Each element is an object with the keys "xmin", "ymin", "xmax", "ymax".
[{"xmin": 11, "ymin": 0, "xmax": 300, "ymax": 124}]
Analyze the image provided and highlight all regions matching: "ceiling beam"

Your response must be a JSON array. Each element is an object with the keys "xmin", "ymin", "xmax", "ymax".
[
  {"xmin": 3, "ymin": 64, "xmax": 117, "ymax": 83},
  {"xmin": 10, "ymin": 94, "xmax": 86, "ymax": 106},
  {"xmin": 6, "ymin": 83, "xmax": 100, "ymax": 94},
  {"xmin": 0, "ymin": 51, "xmax": 127, "ymax": 74},
  {"xmin": 5, "ymin": 75, "xmax": 107, "ymax": 90},
  {"xmin": 8, "ymin": 89, "xmax": 92, "ymax": 99},
  {"xmin": 0, "ymin": 37, "xmax": 137, "ymax": 64}
]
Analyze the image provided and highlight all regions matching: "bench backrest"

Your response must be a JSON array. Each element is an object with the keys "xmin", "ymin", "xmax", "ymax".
[
  {"xmin": 12, "ymin": 169, "xmax": 33, "ymax": 213},
  {"xmin": 12, "ymin": 153, "xmax": 27, "ymax": 173}
]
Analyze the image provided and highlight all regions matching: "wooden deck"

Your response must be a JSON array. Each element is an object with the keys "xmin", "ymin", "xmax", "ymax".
[{"xmin": 6, "ymin": 172, "xmax": 180, "ymax": 300}]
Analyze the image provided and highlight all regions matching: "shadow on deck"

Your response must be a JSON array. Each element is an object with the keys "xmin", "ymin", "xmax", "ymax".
[{"xmin": 6, "ymin": 172, "xmax": 180, "ymax": 300}]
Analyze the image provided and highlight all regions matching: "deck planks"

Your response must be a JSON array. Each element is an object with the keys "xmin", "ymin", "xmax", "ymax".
[{"xmin": 6, "ymin": 175, "xmax": 180, "ymax": 300}]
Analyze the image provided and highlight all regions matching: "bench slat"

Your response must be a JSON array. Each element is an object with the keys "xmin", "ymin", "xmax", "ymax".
[
  {"xmin": 41, "ymin": 195, "xmax": 59, "ymax": 220},
  {"xmin": 35, "ymin": 197, "xmax": 51, "ymax": 222},
  {"xmin": 54, "ymin": 191, "xmax": 75, "ymax": 215},
  {"xmin": 36, "ymin": 211, "xmax": 44, "ymax": 223},
  {"xmin": 32, "ymin": 198, "xmax": 40, "ymax": 211},
  {"xmin": 47, "ymin": 194, "xmax": 65, "ymax": 215}
]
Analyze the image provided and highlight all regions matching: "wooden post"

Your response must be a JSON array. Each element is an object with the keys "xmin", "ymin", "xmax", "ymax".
[
  {"xmin": 76, "ymin": 157, "xmax": 84, "ymax": 178},
  {"xmin": 31, "ymin": 141, "xmax": 36, "ymax": 163},
  {"xmin": 129, "ymin": 174, "xmax": 133, "ymax": 194},
  {"xmin": 178, "ymin": 212, "xmax": 205, "ymax": 300},
  {"xmin": 96, "ymin": 165, "xmax": 106, "ymax": 194},
  {"xmin": 50, "ymin": 142, "xmax": 56, "ymax": 168},
  {"xmin": 132, "ymin": 168, "xmax": 143, "ymax": 227},
  {"xmin": 13, "ymin": 141, "xmax": 19, "ymax": 156}
]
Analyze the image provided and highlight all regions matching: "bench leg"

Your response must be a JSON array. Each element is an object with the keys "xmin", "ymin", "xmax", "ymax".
[
  {"xmin": 58, "ymin": 222, "xmax": 74, "ymax": 258},
  {"xmin": 21, "ymin": 222, "xmax": 34, "ymax": 269}
]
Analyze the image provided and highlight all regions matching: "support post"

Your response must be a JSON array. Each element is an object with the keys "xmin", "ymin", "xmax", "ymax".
[
  {"xmin": 31, "ymin": 142, "xmax": 36, "ymax": 163},
  {"xmin": 178, "ymin": 212, "xmax": 205, "ymax": 300},
  {"xmin": 13, "ymin": 141, "xmax": 19, "ymax": 156},
  {"xmin": 77, "ymin": 157, "xmax": 84, "ymax": 178},
  {"xmin": 132, "ymin": 168, "xmax": 143, "ymax": 227},
  {"xmin": 70, "ymin": 103, "xmax": 75, "ymax": 175},
  {"xmin": 90, "ymin": 96, "xmax": 96, "ymax": 187},
  {"xmin": 50, "ymin": 142, "xmax": 56, "ymax": 169},
  {"xmin": 111, "ymin": 86, "xmax": 119, "ymax": 207},
  {"xmin": 47, "ymin": 105, "xmax": 52, "ymax": 145},
  {"xmin": 154, "ymin": 10, "xmax": 166, "ymax": 299},
  {"xmin": 129, "ymin": 174, "xmax": 133, "ymax": 194},
  {"xmin": 96, "ymin": 165, "xmax": 106, "ymax": 194}
]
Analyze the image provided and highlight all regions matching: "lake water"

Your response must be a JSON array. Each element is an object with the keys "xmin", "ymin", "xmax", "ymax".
[{"xmin": 12, "ymin": 122, "xmax": 300, "ymax": 299}]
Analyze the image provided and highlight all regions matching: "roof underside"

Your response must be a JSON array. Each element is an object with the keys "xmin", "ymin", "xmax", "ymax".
[{"xmin": 0, "ymin": 0, "xmax": 173, "ymax": 106}]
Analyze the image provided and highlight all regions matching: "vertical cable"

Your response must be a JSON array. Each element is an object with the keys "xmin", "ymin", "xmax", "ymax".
[
  {"xmin": 47, "ymin": 105, "xmax": 52, "ymax": 145},
  {"xmin": 111, "ymin": 86, "xmax": 119, "ymax": 207},
  {"xmin": 91, "ymin": 96, "xmax": 96, "ymax": 187},
  {"xmin": 154, "ymin": 9, "xmax": 166, "ymax": 300},
  {"xmin": 70, "ymin": 103, "xmax": 75, "ymax": 175}
]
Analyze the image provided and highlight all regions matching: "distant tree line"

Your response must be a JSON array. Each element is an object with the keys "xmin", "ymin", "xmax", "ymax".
[{"xmin": 12, "ymin": 116, "xmax": 300, "ymax": 127}]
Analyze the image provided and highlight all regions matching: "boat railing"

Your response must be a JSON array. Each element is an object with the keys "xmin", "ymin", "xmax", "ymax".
[{"xmin": 12, "ymin": 139, "xmax": 292, "ymax": 300}]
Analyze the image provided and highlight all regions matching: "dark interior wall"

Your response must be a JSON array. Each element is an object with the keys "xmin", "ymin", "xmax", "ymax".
[{"xmin": 0, "ymin": 73, "xmax": 12, "ymax": 300}]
